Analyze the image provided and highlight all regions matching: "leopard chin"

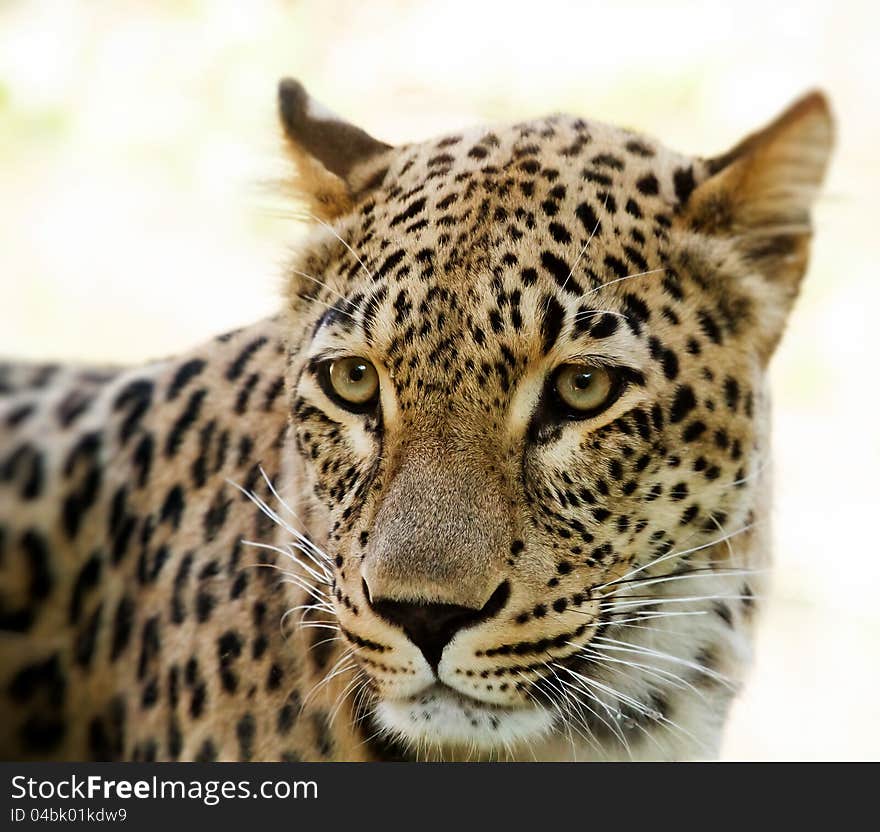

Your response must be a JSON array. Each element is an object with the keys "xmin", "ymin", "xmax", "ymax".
[{"xmin": 373, "ymin": 684, "xmax": 556, "ymax": 756}]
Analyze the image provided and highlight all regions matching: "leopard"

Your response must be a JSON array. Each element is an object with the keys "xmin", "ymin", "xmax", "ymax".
[{"xmin": 0, "ymin": 79, "xmax": 833, "ymax": 761}]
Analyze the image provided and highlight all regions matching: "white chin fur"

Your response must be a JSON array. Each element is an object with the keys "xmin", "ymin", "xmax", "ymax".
[{"xmin": 374, "ymin": 686, "xmax": 556, "ymax": 753}]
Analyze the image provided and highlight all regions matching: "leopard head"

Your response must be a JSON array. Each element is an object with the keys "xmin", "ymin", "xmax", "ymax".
[{"xmin": 275, "ymin": 80, "xmax": 833, "ymax": 759}]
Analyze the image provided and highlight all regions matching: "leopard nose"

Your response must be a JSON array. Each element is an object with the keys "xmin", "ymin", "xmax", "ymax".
[{"xmin": 367, "ymin": 581, "xmax": 510, "ymax": 672}]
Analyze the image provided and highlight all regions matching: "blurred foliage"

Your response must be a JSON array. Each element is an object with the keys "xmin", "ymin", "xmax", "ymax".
[{"xmin": 0, "ymin": 0, "xmax": 877, "ymax": 760}]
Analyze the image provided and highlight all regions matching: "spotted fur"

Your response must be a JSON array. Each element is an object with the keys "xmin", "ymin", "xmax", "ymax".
[{"xmin": 0, "ymin": 81, "xmax": 832, "ymax": 760}]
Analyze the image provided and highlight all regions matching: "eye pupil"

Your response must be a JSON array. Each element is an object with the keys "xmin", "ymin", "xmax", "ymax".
[
  {"xmin": 349, "ymin": 365, "xmax": 365, "ymax": 383},
  {"xmin": 573, "ymin": 373, "xmax": 592, "ymax": 390}
]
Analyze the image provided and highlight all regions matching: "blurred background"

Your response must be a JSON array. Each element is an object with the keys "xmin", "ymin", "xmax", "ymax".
[{"xmin": 1, "ymin": 0, "xmax": 877, "ymax": 760}]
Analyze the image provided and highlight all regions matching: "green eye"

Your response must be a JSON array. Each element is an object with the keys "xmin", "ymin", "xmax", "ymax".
[
  {"xmin": 553, "ymin": 364, "xmax": 615, "ymax": 414},
  {"xmin": 327, "ymin": 357, "xmax": 380, "ymax": 407}
]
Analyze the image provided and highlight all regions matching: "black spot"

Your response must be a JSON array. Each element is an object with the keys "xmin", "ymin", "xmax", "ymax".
[
  {"xmin": 263, "ymin": 375, "xmax": 286, "ymax": 411},
  {"xmin": 683, "ymin": 421, "xmax": 707, "ymax": 442},
  {"xmin": 88, "ymin": 698, "xmax": 126, "ymax": 761},
  {"xmin": 1, "ymin": 443, "xmax": 44, "ymax": 500},
  {"xmin": 549, "ymin": 222, "xmax": 571, "ymax": 244},
  {"xmin": 541, "ymin": 251, "xmax": 580, "ymax": 294},
  {"xmin": 540, "ymin": 295, "xmax": 565, "ymax": 355},
  {"xmin": 110, "ymin": 595, "xmax": 135, "ymax": 660},
  {"xmin": 218, "ymin": 630, "xmax": 243, "ymax": 693},
  {"xmin": 196, "ymin": 590, "xmax": 216, "ymax": 622},
  {"xmin": 723, "ymin": 377, "xmax": 740, "ymax": 411},
  {"xmin": 379, "ymin": 249, "xmax": 406, "ymax": 276},
  {"xmin": 670, "ymin": 482, "xmax": 689, "ymax": 501},
  {"xmin": 165, "ymin": 388, "xmax": 207, "ymax": 457},
  {"xmin": 227, "ymin": 336, "xmax": 268, "ymax": 381},
  {"xmin": 21, "ymin": 529, "xmax": 53, "ymax": 603},
  {"xmin": 132, "ymin": 434, "xmax": 154, "ymax": 488},
  {"xmin": 159, "ymin": 484, "xmax": 185, "ymax": 529},
  {"xmin": 69, "ymin": 553, "xmax": 102, "ymax": 624},
  {"xmin": 9, "ymin": 654, "xmax": 65, "ymax": 706},
  {"xmin": 237, "ymin": 713, "xmax": 256, "ymax": 761},
  {"xmin": 673, "ymin": 166, "xmax": 696, "ymax": 205},
  {"xmin": 636, "ymin": 173, "xmax": 659, "ymax": 195},
  {"xmin": 277, "ymin": 702, "xmax": 296, "ymax": 735},
  {"xmin": 114, "ymin": 380, "xmax": 154, "ymax": 444},
  {"xmin": 190, "ymin": 683, "xmax": 207, "ymax": 718},
  {"xmin": 625, "ymin": 198, "xmax": 642, "ymax": 218},
  {"xmin": 670, "ymin": 385, "xmax": 697, "ymax": 423},
  {"xmin": 679, "ymin": 504, "xmax": 700, "ymax": 525},
  {"xmin": 714, "ymin": 602, "xmax": 733, "ymax": 627},
  {"xmin": 575, "ymin": 201, "xmax": 601, "ymax": 235},
  {"xmin": 604, "ymin": 255, "xmax": 629, "ymax": 279},
  {"xmin": 589, "ymin": 314, "xmax": 618, "ymax": 339},
  {"xmin": 195, "ymin": 738, "xmax": 217, "ymax": 762},
  {"xmin": 167, "ymin": 715, "xmax": 182, "ymax": 760},
  {"xmin": 74, "ymin": 603, "xmax": 103, "ymax": 668},
  {"xmin": 230, "ymin": 571, "xmax": 248, "ymax": 600},
  {"xmin": 203, "ymin": 487, "xmax": 232, "ymax": 543},
  {"xmin": 141, "ymin": 678, "xmax": 159, "ymax": 709},
  {"xmin": 137, "ymin": 615, "xmax": 161, "ymax": 680},
  {"xmin": 167, "ymin": 358, "xmax": 206, "ymax": 401},
  {"xmin": 267, "ymin": 663, "xmax": 284, "ymax": 691},
  {"xmin": 697, "ymin": 309, "xmax": 723, "ymax": 344},
  {"xmin": 625, "ymin": 140, "xmax": 654, "ymax": 157},
  {"xmin": 234, "ymin": 372, "xmax": 260, "ymax": 415},
  {"xmin": 20, "ymin": 716, "xmax": 65, "ymax": 752},
  {"xmin": 591, "ymin": 153, "xmax": 624, "ymax": 171},
  {"xmin": 56, "ymin": 389, "xmax": 94, "ymax": 428},
  {"xmin": 622, "ymin": 293, "xmax": 651, "ymax": 328},
  {"xmin": 390, "ymin": 197, "xmax": 426, "ymax": 227},
  {"xmin": 661, "ymin": 349, "xmax": 679, "ymax": 380}
]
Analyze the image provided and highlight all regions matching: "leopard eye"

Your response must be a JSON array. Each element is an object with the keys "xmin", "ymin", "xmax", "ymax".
[
  {"xmin": 553, "ymin": 364, "xmax": 616, "ymax": 416},
  {"xmin": 326, "ymin": 357, "xmax": 380, "ymax": 409}
]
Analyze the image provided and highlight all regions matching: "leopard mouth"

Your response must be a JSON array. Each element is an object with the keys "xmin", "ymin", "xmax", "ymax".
[{"xmin": 371, "ymin": 683, "xmax": 556, "ymax": 755}]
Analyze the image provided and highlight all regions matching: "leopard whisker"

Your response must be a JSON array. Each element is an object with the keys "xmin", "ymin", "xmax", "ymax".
[
  {"xmin": 304, "ymin": 211, "xmax": 377, "ymax": 282},
  {"xmin": 560, "ymin": 661, "xmax": 708, "ymax": 754},
  {"xmin": 592, "ymin": 636, "xmax": 733, "ymax": 687},
  {"xmin": 287, "ymin": 267, "xmax": 355, "ymax": 307},
  {"xmin": 243, "ymin": 539, "xmax": 333, "ymax": 587},
  {"xmin": 233, "ymin": 473, "xmax": 335, "ymax": 570},
  {"xmin": 560, "ymin": 190, "xmax": 607, "ymax": 294},
  {"xmin": 595, "ymin": 522, "xmax": 756, "ymax": 591},
  {"xmin": 530, "ymin": 669, "xmax": 581, "ymax": 758},
  {"xmin": 573, "ymin": 643, "xmax": 705, "ymax": 697},
  {"xmin": 599, "ymin": 567, "xmax": 761, "ymax": 595},
  {"xmin": 277, "ymin": 576, "xmax": 334, "ymax": 608},
  {"xmin": 548, "ymin": 665, "xmax": 629, "ymax": 755},
  {"xmin": 281, "ymin": 605, "xmax": 336, "ymax": 633},
  {"xmin": 328, "ymin": 669, "xmax": 369, "ymax": 729},
  {"xmin": 301, "ymin": 649, "xmax": 358, "ymax": 710},
  {"xmin": 584, "ymin": 267, "xmax": 666, "ymax": 298},
  {"xmin": 600, "ymin": 592, "xmax": 759, "ymax": 610}
]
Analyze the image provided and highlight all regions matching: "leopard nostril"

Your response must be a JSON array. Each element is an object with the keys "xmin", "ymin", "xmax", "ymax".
[{"xmin": 368, "ymin": 581, "xmax": 510, "ymax": 672}]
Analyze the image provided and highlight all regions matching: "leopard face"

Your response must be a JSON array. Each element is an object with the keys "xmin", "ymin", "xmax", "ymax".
[
  {"xmin": 276, "ymin": 82, "xmax": 832, "ymax": 758},
  {"xmin": 0, "ymin": 80, "xmax": 832, "ymax": 763}
]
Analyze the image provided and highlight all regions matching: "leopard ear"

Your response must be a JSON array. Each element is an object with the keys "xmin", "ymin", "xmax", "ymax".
[
  {"xmin": 682, "ymin": 91, "xmax": 834, "ymax": 358},
  {"xmin": 278, "ymin": 79, "xmax": 392, "ymax": 220},
  {"xmin": 691, "ymin": 90, "xmax": 834, "ymax": 234}
]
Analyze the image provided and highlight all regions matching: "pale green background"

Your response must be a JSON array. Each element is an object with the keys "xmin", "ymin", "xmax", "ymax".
[{"xmin": 1, "ymin": 0, "xmax": 877, "ymax": 760}]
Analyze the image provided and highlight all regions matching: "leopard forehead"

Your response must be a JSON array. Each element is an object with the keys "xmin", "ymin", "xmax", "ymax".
[{"xmin": 289, "ymin": 114, "xmax": 713, "ymax": 402}]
